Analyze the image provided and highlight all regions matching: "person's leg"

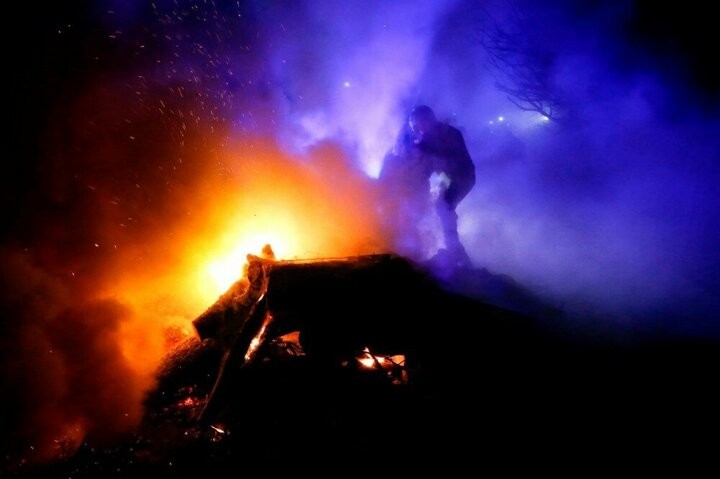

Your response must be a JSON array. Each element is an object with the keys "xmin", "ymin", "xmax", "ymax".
[{"xmin": 436, "ymin": 199, "xmax": 471, "ymax": 267}]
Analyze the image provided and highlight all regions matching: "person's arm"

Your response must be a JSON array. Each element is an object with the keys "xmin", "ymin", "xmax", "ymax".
[{"xmin": 447, "ymin": 128, "xmax": 475, "ymax": 186}]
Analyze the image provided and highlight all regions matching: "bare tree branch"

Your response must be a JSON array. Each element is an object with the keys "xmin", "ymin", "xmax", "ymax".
[{"xmin": 478, "ymin": 1, "xmax": 566, "ymax": 121}]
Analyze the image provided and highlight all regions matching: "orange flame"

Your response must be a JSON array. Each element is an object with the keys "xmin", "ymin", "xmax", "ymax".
[
  {"xmin": 7, "ymin": 139, "xmax": 388, "ymax": 463},
  {"xmin": 358, "ymin": 347, "xmax": 383, "ymax": 368},
  {"xmin": 108, "ymin": 141, "xmax": 387, "ymax": 389},
  {"xmin": 9, "ymin": 77, "xmax": 390, "ymax": 463},
  {"xmin": 357, "ymin": 347, "xmax": 406, "ymax": 370},
  {"xmin": 245, "ymin": 313, "xmax": 272, "ymax": 362}
]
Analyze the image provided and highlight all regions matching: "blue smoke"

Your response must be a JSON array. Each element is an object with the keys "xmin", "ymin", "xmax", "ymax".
[
  {"xmin": 99, "ymin": 0, "xmax": 720, "ymax": 335},
  {"xmin": 256, "ymin": 0, "xmax": 459, "ymax": 176}
]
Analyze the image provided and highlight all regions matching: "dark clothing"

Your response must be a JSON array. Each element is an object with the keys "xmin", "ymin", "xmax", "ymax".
[
  {"xmin": 379, "ymin": 120, "xmax": 476, "ymax": 265},
  {"xmin": 383, "ymin": 122, "xmax": 475, "ymax": 198},
  {"xmin": 413, "ymin": 122, "xmax": 476, "ymax": 207}
]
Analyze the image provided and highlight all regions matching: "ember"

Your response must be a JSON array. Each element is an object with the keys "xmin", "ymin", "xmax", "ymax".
[
  {"xmin": 244, "ymin": 313, "xmax": 272, "ymax": 362},
  {"xmin": 178, "ymin": 397, "xmax": 202, "ymax": 408},
  {"xmin": 357, "ymin": 348, "xmax": 408, "ymax": 384},
  {"xmin": 358, "ymin": 348, "xmax": 406, "ymax": 370}
]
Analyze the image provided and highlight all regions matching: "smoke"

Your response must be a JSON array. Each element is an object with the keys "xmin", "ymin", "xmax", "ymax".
[
  {"xmin": 0, "ymin": 248, "xmax": 146, "ymax": 463},
  {"xmin": 259, "ymin": 0, "xmax": 459, "ymax": 176},
  {"xmin": 432, "ymin": 1, "xmax": 720, "ymax": 333},
  {"xmin": 250, "ymin": 0, "xmax": 720, "ymax": 334}
]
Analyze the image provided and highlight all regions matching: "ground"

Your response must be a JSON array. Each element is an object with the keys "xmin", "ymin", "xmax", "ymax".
[{"xmin": 9, "ymin": 260, "xmax": 720, "ymax": 476}]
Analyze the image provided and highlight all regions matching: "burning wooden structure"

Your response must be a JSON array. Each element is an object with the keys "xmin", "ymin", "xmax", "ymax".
[{"xmin": 192, "ymin": 247, "xmax": 446, "ymax": 425}]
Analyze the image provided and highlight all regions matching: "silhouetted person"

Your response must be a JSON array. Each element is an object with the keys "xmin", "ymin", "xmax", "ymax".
[{"xmin": 380, "ymin": 105, "xmax": 475, "ymax": 266}]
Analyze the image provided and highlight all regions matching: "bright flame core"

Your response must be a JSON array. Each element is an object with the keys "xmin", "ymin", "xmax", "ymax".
[
  {"xmin": 187, "ymin": 143, "xmax": 385, "ymax": 300},
  {"xmin": 202, "ymin": 226, "xmax": 292, "ymax": 295},
  {"xmin": 358, "ymin": 347, "xmax": 406, "ymax": 370}
]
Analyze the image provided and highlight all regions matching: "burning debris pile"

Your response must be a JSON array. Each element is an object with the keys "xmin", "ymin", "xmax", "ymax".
[
  {"xmin": 133, "ymin": 245, "xmax": 536, "ymax": 444},
  {"xmin": 10, "ymin": 247, "xmax": 719, "ymax": 477},
  {"xmin": 181, "ymin": 246, "xmax": 449, "ymax": 427},
  {"xmin": 127, "ymin": 247, "xmax": 538, "ymax": 475}
]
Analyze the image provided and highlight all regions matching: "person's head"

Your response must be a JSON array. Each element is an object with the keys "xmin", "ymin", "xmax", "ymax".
[{"xmin": 408, "ymin": 105, "xmax": 437, "ymax": 136}]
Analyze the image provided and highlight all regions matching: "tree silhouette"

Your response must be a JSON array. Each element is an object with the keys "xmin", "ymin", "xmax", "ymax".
[{"xmin": 478, "ymin": 2, "xmax": 566, "ymax": 121}]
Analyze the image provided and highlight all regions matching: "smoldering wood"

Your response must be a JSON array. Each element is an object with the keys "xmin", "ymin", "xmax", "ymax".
[
  {"xmin": 195, "ymin": 255, "xmax": 272, "ymax": 424},
  {"xmin": 191, "ymin": 251, "xmax": 545, "ymax": 427},
  {"xmin": 193, "ymin": 253, "xmax": 449, "ymax": 425},
  {"xmin": 192, "ymin": 279, "xmax": 249, "ymax": 341},
  {"xmin": 196, "ymin": 254, "xmax": 447, "ymax": 354},
  {"xmin": 193, "ymin": 255, "xmax": 270, "ymax": 345}
]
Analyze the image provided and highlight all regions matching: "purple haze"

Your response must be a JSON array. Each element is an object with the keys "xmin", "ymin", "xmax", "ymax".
[
  {"xmin": 63, "ymin": 0, "xmax": 720, "ymax": 334},
  {"xmin": 240, "ymin": 0, "xmax": 719, "ymax": 335}
]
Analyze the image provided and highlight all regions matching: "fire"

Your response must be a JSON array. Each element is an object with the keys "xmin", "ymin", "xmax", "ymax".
[
  {"xmin": 108, "ymin": 140, "xmax": 386, "ymax": 385},
  {"xmin": 9, "ymin": 67, "xmax": 389, "ymax": 462},
  {"xmin": 244, "ymin": 313, "xmax": 272, "ymax": 362},
  {"xmin": 198, "ymin": 215, "xmax": 295, "ymax": 296},
  {"xmin": 7, "ymin": 139, "xmax": 392, "ymax": 464},
  {"xmin": 358, "ymin": 347, "xmax": 382, "ymax": 368},
  {"xmin": 357, "ymin": 347, "xmax": 406, "ymax": 370},
  {"xmin": 356, "ymin": 347, "xmax": 408, "ymax": 384},
  {"xmin": 181, "ymin": 141, "xmax": 386, "ymax": 305},
  {"xmin": 178, "ymin": 396, "xmax": 202, "ymax": 408}
]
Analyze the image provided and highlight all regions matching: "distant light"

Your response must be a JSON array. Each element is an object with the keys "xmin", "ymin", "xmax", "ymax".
[
  {"xmin": 541, "ymin": 115, "xmax": 550, "ymax": 122},
  {"xmin": 343, "ymin": 81, "xmax": 351, "ymax": 88},
  {"xmin": 489, "ymin": 120, "xmax": 494, "ymax": 125},
  {"xmin": 498, "ymin": 116, "xmax": 504, "ymax": 122}
]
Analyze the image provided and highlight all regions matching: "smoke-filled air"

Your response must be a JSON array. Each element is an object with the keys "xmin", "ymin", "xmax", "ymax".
[{"xmin": 2, "ymin": 0, "xmax": 719, "ymax": 467}]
